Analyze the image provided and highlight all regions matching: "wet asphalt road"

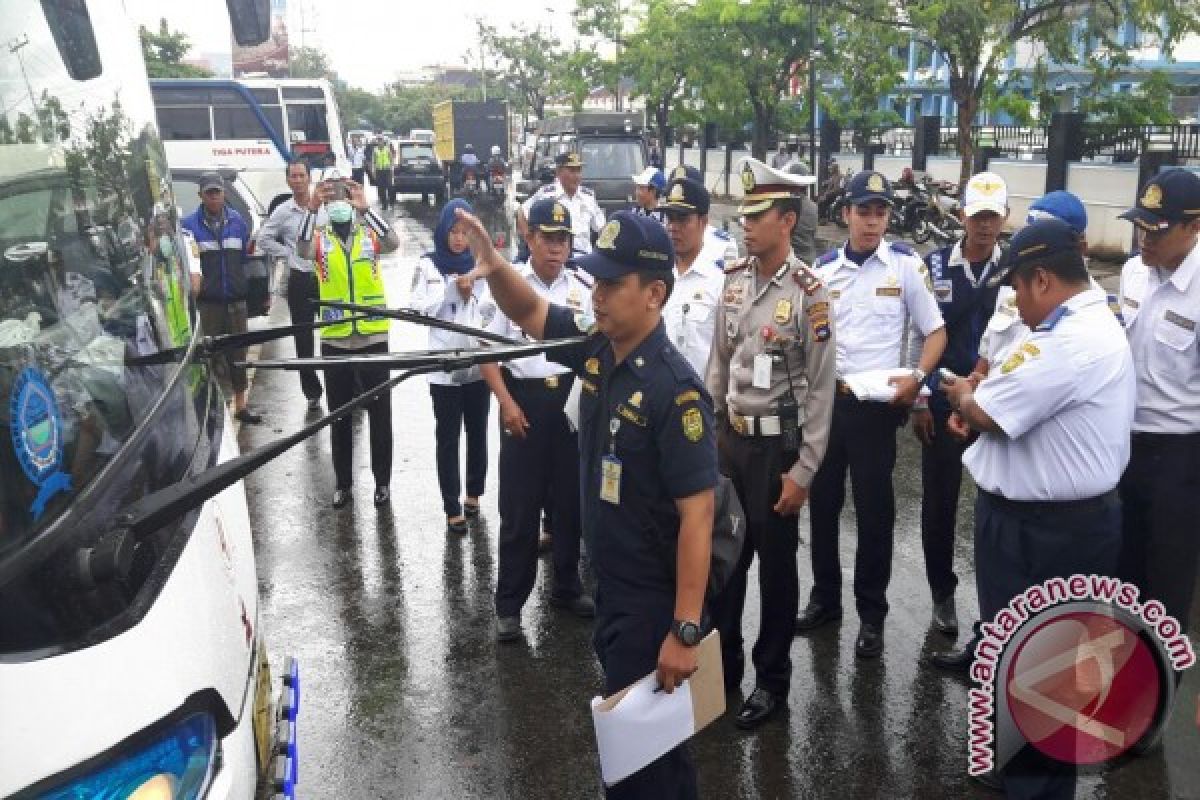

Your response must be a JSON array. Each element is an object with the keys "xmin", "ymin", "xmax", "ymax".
[{"xmin": 240, "ymin": 195, "xmax": 1200, "ymax": 799}]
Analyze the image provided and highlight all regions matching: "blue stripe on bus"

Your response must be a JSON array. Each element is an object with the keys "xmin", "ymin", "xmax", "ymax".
[{"xmin": 150, "ymin": 79, "xmax": 292, "ymax": 164}]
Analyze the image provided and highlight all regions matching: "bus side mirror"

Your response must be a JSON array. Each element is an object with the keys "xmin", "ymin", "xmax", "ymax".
[
  {"xmin": 40, "ymin": 0, "xmax": 102, "ymax": 81},
  {"xmin": 226, "ymin": 0, "xmax": 271, "ymax": 46}
]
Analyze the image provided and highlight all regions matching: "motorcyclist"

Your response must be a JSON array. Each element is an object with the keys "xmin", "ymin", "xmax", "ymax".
[
  {"xmin": 487, "ymin": 145, "xmax": 506, "ymax": 171},
  {"xmin": 461, "ymin": 144, "xmax": 481, "ymax": 169}
]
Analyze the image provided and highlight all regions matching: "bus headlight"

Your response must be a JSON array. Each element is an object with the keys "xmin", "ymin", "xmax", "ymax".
[{"xmin": 37, "ymin": 713, "xmax": 217, "ymax": 800}]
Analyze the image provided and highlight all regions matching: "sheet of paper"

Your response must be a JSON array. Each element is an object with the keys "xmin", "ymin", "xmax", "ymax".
[
  {"xmin": 591, "ymin": 674, "xmax": 695, "ymax": 786},
  {"xmin": 842, "ymin": 368, "xmax": 933, "ymax": 403}
]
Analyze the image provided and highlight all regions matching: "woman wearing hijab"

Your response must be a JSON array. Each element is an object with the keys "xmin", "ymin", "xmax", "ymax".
[
  {"xmin": 296, "ymin": 178, "xmax": 400, "ymax": 508},
  {"xmin": 409, "ymin": 199, "xmax": 493, "ymax": 534}
]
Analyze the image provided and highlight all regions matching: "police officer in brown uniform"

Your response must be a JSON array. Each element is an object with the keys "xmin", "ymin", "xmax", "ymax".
[{"xmin": 706, "ymin": 158, "xmax": 837, "ymax": 729}]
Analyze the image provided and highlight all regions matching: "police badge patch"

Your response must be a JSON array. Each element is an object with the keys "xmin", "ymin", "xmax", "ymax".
[{"xmin": 682, "ymin": 407, "xmax": 704, "ymax": 442}]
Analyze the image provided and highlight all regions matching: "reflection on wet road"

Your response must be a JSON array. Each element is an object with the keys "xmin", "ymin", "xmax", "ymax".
[{"xmin": 241, "ymin": 195, "xmax": 1198, "ymax": 799}]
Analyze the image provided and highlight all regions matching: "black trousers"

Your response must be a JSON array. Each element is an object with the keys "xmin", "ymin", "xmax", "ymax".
[
  {"xmin": 919, "ymin": 407, "xmax": 968, "ymax": 602},
  {"xmin": 322, "ymin": 341, "xmax": 393, "ymax": 490},
  {"xmin": 595, "ymin": 607, "xmax": 698, "ymax": 799},
  {"xmin": 1117, "ymin": 431, "xmax": 1200, "ymax": 635},
  {"xmin": 808, "ymin": 394, "xmax": 905, "ymax": 624},
  {"xmin": 430, "ymin": 381, "xmax": 490, "ymax": 517},
  {"xmin": 710, "ymin": 422, "xmax": 799, "ymax": 697},
  {"xmin": 375, "ymin": 173, "xmax": 392, "ymax": 209},
  {"xmin": 351, "ymin": 167, "xmax": 365, "ymax": 185},
  {"xmin": 285, "ymin": 268, "xmax": 323, "ymax": 401},
  {"xmin": 974, "ymin": 488, "xmax": 1121, "ymax": 800},
  {"xmin": 495, "ymin": 375, "xmax": 583, "ymax": 616}
]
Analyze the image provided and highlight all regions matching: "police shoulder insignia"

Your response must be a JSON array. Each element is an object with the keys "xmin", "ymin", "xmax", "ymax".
[
  {"xmin": 810, "ymin": 311, "xmax": 832, "ymax": 343},
  {"xmin": 1001, "ymin": 351, "xmax": 1025, "ymax": 374},
  {"xmin": 889, "ymin": 241, "xmax": 916, "ymax": 257},
  {"xmin": 793, "ymin": 267, "xmax": 824, "ymax": 295},
  {"xmin": 682, "ymin": 406, "xmax": 704, "ymax": 443},
  {"xmin": 1020, "ymin": 341, "xmax": 1041, "ymax": 358}
]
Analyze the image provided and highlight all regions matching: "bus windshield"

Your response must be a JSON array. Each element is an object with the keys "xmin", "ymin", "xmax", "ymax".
[{"xmin": 0, "ymin": 2, "xmax": 216, "ymax": 657}]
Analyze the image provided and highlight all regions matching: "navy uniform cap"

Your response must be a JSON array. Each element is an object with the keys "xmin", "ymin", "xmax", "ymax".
[
  {"xmin": 526, "ymin": 198, "xmax": 572, "ymax": 233},
  {"xmin": 577, "ymin": 211, "xmax": 675, "ymax": 280},
  {"xmin": 555, "ymin": 151, "xmax": 585, "ymax": 168},
  {"xmin": 658, "ymin": 178, "xmax": 711, "ymax": 216},
  {"xmin": 1119, "ymin": 168, "xmax": 1200, "ymax": 232},
  {"xmin": 844, "ymin": 170, "xmax": 893, "ymax": 206},
  {"xmin": 986, "ymin": 218, "xmax": 1081, "ymax": 288}
]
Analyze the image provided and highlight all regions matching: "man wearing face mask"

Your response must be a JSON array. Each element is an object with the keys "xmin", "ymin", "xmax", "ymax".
[{"xmin": 296, "ymin": 179, "xmax": 401, "ymax": 508}]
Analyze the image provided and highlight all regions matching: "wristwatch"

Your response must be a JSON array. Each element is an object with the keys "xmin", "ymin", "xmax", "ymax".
[
  {"xmin": 671, "ymin": 619, "xmax": 702, "ymax": 647},
  {"xmin": 911, "ymin": 367, "xmax": 927, "ymax": 384}
]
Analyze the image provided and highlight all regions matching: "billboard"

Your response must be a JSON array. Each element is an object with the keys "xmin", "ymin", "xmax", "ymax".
[{"xmin": 232, "ymin": 0, "xmax": 289, "ymax": 77}]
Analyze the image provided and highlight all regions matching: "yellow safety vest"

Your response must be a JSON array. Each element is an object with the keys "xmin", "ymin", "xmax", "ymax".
[
  {"xmin": 314, "ymin": 226, "xmax": 390, "ymax": 339},
  {"xmin": 373, "ymin": 145, "xmax": 392, "ymax": 171}
]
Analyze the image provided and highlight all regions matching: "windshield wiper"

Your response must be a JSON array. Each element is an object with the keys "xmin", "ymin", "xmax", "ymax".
[
  {"xmin": 316, "ymin": 301, "xmax": 519, "ymax": 345},
  {"xmin": 119, "ymin": 316, "xmax": 370, "ymax": 367},
  {"xmin": 75, "ymin": 337, "xmax": 584, "ymax": 586}
]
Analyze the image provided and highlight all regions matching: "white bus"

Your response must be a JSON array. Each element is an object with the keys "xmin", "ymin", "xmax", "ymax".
[
  {"xmin": 151, "ymin": 77, "xmax": 350, "ymax": 214},
  {"xmin": 0, "ymin": 2, "xmax": 297, "ymax": 798}
]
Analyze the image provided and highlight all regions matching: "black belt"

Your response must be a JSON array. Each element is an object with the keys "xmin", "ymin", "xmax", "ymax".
[
  {"xmin": 979, "ymin": 487, "xmax": 1118, "ymax": 517},
  {"xmin": 502, "ymin": 368, "xmax": 571, "ymax": 391},
  {"xmin": 1132, "ymin": 430, "xmax": 1200, "ymax": 447}
]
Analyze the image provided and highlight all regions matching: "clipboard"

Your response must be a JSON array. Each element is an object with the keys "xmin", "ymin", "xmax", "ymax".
[{"xmin": 590, "ymin": 631, "xmax": 725, "ymax": 786}]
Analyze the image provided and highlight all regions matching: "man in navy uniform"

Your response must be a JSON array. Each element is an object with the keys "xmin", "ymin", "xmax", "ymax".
[
  {"xmin": 910, "ymin": 172, "xmax": 1008, "ymax": 641},
  {"xmin": 941, "ymin": 218, "xmax": 1135, "ymax": 798},
  {"xmin": 1116, "ymin": 168, "xmax": 1200, "ymax": 637},
  {"xmin": 800, "ymin": 170, "xmax": 946, "ymax": 658},
  {"xmin": 480, "ymin": 199, "xmax": 595, "ymax": 641},
  {"xmin": 459, "ymin": 208, "xmax": 717, "ymax": 798}
]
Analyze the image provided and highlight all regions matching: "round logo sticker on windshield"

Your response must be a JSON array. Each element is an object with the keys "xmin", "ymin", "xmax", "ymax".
[{"xmin": 9, "ymin": 367, "xmax": 72, "ymax": 520}]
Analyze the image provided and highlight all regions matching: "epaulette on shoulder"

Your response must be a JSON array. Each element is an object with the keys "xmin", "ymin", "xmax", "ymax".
[
  {"xmin": 889, "ymin": 240, "xmax": 917, "ymax": 257},
  {"xmin": 724, "ymin": 256, "xmax": 752, "ymax": 275},
  {"xmin": 793, "ymin": 265, "xmax": 824, "ymax": 295},
  {"xmin": 662, "ymin": 343, "xmax": 698, "ymax": 383},
  {"xmin": 814, "ymin": 249, "xmax": 839, "ymax": 268}
]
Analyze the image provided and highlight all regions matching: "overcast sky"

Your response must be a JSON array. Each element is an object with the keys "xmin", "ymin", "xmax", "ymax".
[{"xmin": 125, "ymin": 0, "xmax": 583, "ymax": 90}]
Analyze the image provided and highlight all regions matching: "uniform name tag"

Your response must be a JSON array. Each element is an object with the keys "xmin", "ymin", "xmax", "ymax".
[
  {"xmin": 600, "ymin": 455, "xmax": 622, "ymax": 504},
  {"xmin": 753, "ymin": 353, "xmax": 773, "ymax": 389},
  {"xmin": 876, "ymin": 287, "xmax": 902, "ymax": 297},
  {"xmin": 1165, "ymin": 310, "xmax": 1196, "ymax": 331}
]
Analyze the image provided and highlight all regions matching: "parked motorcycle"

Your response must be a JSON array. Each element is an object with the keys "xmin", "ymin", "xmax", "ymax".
[
  {"xmin": 912, "ymin": 175, "xmax": 963, "ymax": 246},
  {"xmin": 819, "ymin": 169, "xmax": 852, "ymax": 227}
]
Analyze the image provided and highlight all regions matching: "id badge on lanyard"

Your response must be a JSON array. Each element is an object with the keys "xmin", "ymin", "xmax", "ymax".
[{"xmin": 600, "ymin": 417, "xmax": 622, "ymax": 504}]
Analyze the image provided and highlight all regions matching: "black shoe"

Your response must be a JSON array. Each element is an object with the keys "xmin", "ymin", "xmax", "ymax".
[
  {"xmin": 550, "ymin": 593, "xmax": 595, "ymax": 618},
  {"xmin": 794, "ymin": 602, "xmax": 843, "ymax": 633},
  {"xmin": 855, "ymin": 623, "xmax": 884, "ymax": 658},
  {"xmin": 734, "ymin": 688, "xmax": 784, "ymax": 730},
  {"xmin": 496, "ymin": 616, "xmax": 521, "ymax": 642},
  {"xmin": 932, "ymin": 596, "xmax": 958, "ymax": 636},
  {"xmin": 332, "ymin": 489, "xmax": 351, "ymax": 509},
  {"xmin": 234, "ymin": 408, "xmax": 263, "ymax": 425},
  {"xmin": 929, "ymin": 646, "xmax": 974, "ymax": 674},
  {"xmin": 373, "ymin": 486, "xmax": 390, "ymax": 506},
  {"xmin": 447, "ymin": 516, "xmax": 468, "ymax": 535}
]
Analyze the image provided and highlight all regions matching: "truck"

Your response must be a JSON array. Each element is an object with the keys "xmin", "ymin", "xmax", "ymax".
[
  {"xmin": 515, "ymin": 112, "xmax": 649, "ymax": 215},
  {"xmin": 433, "ymin": 100, "xmax": 510, "ymax": 189}
]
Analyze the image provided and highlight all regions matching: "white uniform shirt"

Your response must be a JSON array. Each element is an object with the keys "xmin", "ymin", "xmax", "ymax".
[
  {"xmin": 483, "ymin": 263, "xmax": 593, "ymax": 379},
  {"xmin": 981, "ymin": 278, "xmax": 1121, "ymax": 371},
  {"xmin": 812, "ymin": 240, "xmax": 945, "ymax": 377},
  {"xmin": 350, "ymin": 145, "xmax": 366, "ymax": 169},
  {"xmin": 963, "ymin": 288, "xmax": 1136, "ymax": 501},
  {"xmin": 407, "ymin": 255, "xmax": 492, "ymax": 386},
  {"xmin": 699, "ymin": 225, "xmax": 739, "ymax": 267},
  {"xmin": 664, "ymin": 255, "xmax": 725, "ymax": 375},
  {"xmin": 521, "ymin": 181, "xmax": 606, "ymax": 255},
  {"xmin": 1118, "ymin": 238, "xmax": 1200, "ymax": 434}
]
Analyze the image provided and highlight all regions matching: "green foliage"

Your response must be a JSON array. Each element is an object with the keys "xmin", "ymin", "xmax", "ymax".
[
  {"xmin": 288, "ymin": 46, "xmax": 334, "ymax": 81},
  {"xmin": 1080, "ymin": 70, "xmax": 1179, "ymax": 124},
  {"xmin": 139, "ymin": 18, "xmax": 212, "ymax": 79},
  {"xmin": 480, "ymin": 23, "xmax": 564, "ymax": 121}
]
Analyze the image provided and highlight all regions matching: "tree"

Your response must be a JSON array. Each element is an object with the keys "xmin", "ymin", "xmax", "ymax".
[
  {"xmin": 480, "ymin": 23, "xmax": 564, "ymax": 123},
  {"xmin": 839, "ymin": 0, "xmax": 1200, "ymax": 184},
  {"xmin": 139, "ymin": 18, "xmax": 212, "ymax": 79},
  {"xmin": 288, "ymin": 46, "xmax": 334, "ymax": 80}
]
